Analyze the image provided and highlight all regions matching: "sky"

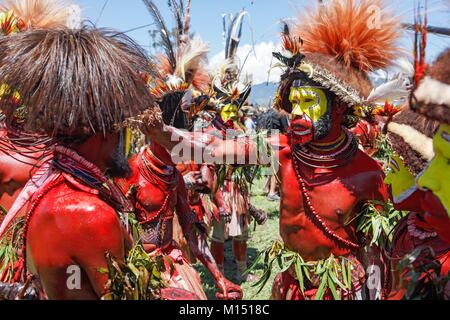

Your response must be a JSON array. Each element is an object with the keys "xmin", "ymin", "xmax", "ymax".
[{"xmin": 74, "ymin": 0, "xmax": 450, "ymax": 84}]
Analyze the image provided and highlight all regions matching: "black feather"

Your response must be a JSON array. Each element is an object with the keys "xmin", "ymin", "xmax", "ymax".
[
  {"xmin": 142, "ymin": 0, "xmax": 176, "ymax": 70},
  {"xmin": 168, "ymin": 0, "xmax": 184, "ymax": 43}
]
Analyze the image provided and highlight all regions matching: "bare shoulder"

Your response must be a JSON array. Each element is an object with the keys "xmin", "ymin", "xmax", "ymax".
[{"xmin": 32, "ymin": 182, "xmax": 122, "ymax": 235}]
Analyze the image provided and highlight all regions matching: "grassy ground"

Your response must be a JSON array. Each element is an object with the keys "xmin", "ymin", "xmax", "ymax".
[{"xmin": 196, "ymin": 178, "xmax": 282, "ymax": 300}]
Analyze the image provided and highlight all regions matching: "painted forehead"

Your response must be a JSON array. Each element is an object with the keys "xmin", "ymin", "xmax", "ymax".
[{"xmin": 291, "ymin": 79, "xmax": 326, "ymax": 89}]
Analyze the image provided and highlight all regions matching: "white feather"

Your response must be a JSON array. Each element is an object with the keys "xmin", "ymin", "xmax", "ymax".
[
  {"xmin": 175, "ymin": 35, "xmax": 209, "ymax": 81},
  {"xmin": 367, "ymin": 73, "xmax": 412, "ymax": 103}
]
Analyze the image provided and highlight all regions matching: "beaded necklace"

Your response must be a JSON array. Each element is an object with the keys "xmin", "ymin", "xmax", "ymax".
[
  {"xmin": 137, "ymin": 148, "xmax": 179, "ymax": 246},
  {"xmin": 291, "ymin": 129, "xmax": 361, "ymax": 250},
  {"xmin": 292, "ymin": 128, "xmax": 359, "ymax": 169}
]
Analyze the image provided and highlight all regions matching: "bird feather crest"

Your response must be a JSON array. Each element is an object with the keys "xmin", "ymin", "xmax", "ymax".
[
  {"xmin": 0, "ymin": 0, "xmax": 75, "ymax": 30},
  {"xmin": 292, "ymin": 0, "xmax": 401, "ymax": 72},
  {"xmin": 367, "ymin": 71, "xmax": 412, "ymax": 103}
]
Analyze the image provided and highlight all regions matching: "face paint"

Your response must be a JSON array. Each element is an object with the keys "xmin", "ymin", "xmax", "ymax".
[
  {"xmin": 220, "ymin": 104, "xmax": 239, "ymax": 123},
  {"xmin": 288, "ymin": 80, "xmax": 333, "ymax": 145},
  {"xmin": 384, "ymin": 154, "xmax": 417, "ymax": 203},
  {"xmin": 418, "ymin": 124, "xmax": 450, "ymax": 216},
  {"xmin": 290, "ymin": 86, "xmax": 329, "ymax": 122}
]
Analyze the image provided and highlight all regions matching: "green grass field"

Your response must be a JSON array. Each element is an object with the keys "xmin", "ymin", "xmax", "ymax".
[{"xmin": 196, "ymin": 178, "xmax": 282, "ymax": 300}]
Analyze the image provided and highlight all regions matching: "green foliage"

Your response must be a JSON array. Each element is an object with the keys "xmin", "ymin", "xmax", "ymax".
[
  {"xmin": 247, "ymin": 240, "xmax": 359, "ymax": 300},
  {"xmin": 373, "ymin": 135, "xmax": 394, "ymax": 164},
  {"xmin": 356, "ymin": 200, "xmax": 407, "ymax": 248},
  {"xmin": 398, "ymin": 247, "xmax": 450, "ymax": 300},
  {"xmin": 0, "ymin": 216, "xmax": 23, "ymax": 282},
  {"xmin": 101, "ymin": 245, "xmax": 169, "ymax": 300}
]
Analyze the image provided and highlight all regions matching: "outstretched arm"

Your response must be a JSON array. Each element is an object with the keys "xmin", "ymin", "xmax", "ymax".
[
  {"xmin": 175, "ymin": 172, "xmax": 242, "ymax": 300},
  {"xmin": 143, "ymin": 124, "xmax": 275, "ymax": 166}
]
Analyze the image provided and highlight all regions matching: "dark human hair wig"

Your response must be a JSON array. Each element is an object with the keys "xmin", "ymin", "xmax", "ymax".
[
  {"xmin": 0, "ymin": 26, "xmax": 157, "ymax": 137},
  {"xmin": 388, "ymin": 110, "xmax": 440, "ymax": 175}
]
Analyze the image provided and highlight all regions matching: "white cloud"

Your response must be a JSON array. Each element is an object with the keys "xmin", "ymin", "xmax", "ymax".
[{"xmin": 209, "ymin": 41, "xmax": 282, "ymax": 85}]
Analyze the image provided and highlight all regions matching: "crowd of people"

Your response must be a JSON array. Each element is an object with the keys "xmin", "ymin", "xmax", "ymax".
[{"xmin": 0, "ymin": 0, "xmax": 449, "ymax": 301}]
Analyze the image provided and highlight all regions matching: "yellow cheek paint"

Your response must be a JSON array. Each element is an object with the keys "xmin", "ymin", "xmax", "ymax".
[
  {"xmin": 418, "ymin": 125, "xmax": 450, "ymax": 216},
  {"xmin": 220, "ymin": 104, "xmax": 239, "ymax": 123},
  {"xmin": 289, "ymin": 86, "xmax": 328, "ymax": 121}
]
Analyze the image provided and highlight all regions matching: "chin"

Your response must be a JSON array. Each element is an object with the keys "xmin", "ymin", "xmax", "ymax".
[{"xmin": 290, "ymin": 132, "xmax": 313, "ymax": 145}]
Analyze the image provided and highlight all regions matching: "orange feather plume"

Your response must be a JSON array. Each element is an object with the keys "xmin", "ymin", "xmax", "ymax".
[
  {"xmin": 0, "ymin": 0, "xmax": 73, "ymax": 30},
  {"xmin": 293, "ymin": 0, "xmax": 401, "ymax": 72}
]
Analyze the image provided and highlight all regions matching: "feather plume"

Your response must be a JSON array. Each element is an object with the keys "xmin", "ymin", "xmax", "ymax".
[
  {"xmin": 183, "ymin": 0, "xmax": 191, "ymax": 38},
  {"xmin": 155, "ymin": 35, "xmax": 210, "ymax": 93},
  {"xmin": 292, "ymin": 0, "xmax": 401, "ymax": 72},
  {"xmin": 175, "ymin": 35, "xmax": 209, "ymax": 82},
  {"xmin": 168, "ymin": 0, "xmax": 183, "ymax": 45},
  {"xmin": 142, "ymin": 0, "xmax": 176, "ymax": 70},
  {"xmin": 0, "ymin": 0, "xmax": 74, "ymax": 30},
  {"xmin": 225, "ymin": 10, "xmax": 248, "ymax": 60},
  {"xmin": 367, "ymin": 72, "xmax": 412, "ymax": 103}
]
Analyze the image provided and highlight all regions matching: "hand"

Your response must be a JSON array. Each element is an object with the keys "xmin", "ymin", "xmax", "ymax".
[
  {"xmin": 215, "ymin": 277, "xmax": 243, "ymax": 300},
  {"xmin": 183, "ymin": 171, "xmax": 207, "ymax": 190},
  {"xmin": 219, "ymin": 208, "xmax": 232, "ymax": 223},
  {"xmin": 138, "ymin": 107, "xmax": 164, "ymax": 137}
]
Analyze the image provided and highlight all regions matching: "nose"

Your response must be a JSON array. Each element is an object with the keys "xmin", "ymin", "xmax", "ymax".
[{"xmin": 291, "ymin": 105, "xmax": 304, "ymax": 117}]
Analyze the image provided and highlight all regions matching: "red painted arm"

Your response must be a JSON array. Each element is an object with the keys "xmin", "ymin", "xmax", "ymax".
[{"xmin": 175, "ymin": 172, "xmax": 242, "ymax": 300}]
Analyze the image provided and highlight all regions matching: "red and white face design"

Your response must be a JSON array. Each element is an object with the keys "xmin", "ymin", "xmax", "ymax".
[
  {"xmin": 289, "ymin": 114, "xmax": 314, "ymax": 145},
  {"xmin": 287, "ymin": 80, "xmax": 332, "ymax": 145}
]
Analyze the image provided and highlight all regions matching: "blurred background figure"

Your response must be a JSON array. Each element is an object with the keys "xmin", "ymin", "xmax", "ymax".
[{"xmin": 257, "ymin": 107, "xmax": 289, "ymax": 201}]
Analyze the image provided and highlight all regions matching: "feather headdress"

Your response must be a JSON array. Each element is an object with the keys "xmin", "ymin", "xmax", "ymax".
[
  {"xmin": 143, "ymin": 0, "xmax": 210, "ymax": 95},
  {"xmin": 275, "ymin": 0, "xmax": 401, "ymax": 112},
  {"xmin": 411, "ymin": 48, "xmax": 450, "ymax": 124},
  {"xmin": 0, "ymin": 0, "xmax": 77, "ymax": 31},
  {"xmin": 213, "ymin": 10, "xmax": 252, "ymax": 109},
  {"xmin": 386, "ymin": 109, "xmax": 439, "ymax": 175},
  {"xmin": 367, "ymin": 58, "xmax": 414, "ymax": 105}
]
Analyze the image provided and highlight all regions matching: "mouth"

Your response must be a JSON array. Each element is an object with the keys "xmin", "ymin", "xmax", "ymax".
[{"xmin": 293, "ymin": 129, "xmax": 312, "ymax": 136}]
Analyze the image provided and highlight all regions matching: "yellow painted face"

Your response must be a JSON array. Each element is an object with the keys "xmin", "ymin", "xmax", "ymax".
[
  {"xmin": 418, "ymin": 124, "xmax": 450, "ymax": 216},
  {"xmin": 289, "ymin": 86, "xmax": 328, "ymax": 121},
  {"xmin": 384, "ymin": 154, "xmax": 416, "ymax": 201},
  {"xmin": 220, "ymin": 104, "xmax": 239, "ymax": 123}
]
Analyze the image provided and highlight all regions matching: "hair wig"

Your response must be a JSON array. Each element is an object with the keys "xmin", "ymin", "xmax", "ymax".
[{"xmin": 0, "ymin": 26, "xmax": 158, "ymax": 137}]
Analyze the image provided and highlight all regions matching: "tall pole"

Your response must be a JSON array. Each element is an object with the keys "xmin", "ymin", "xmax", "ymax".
[{"xmin": 402, "ymin": 23, "xmax": 450, "ymax": 36}]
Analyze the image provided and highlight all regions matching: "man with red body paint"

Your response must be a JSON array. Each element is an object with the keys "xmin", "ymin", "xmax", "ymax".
[
  {"xmin": 144, "ymin": 0, "xmax": 400, "ymax": 300},
  {"xmin": 0, "ymin": 27, "xmax": 160, "ymax": 300}
]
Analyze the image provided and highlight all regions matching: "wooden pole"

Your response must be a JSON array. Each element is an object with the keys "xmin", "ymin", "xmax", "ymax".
[{"xmin": 402, "ymin": 23, "xmax": 450, "ymax": 37}]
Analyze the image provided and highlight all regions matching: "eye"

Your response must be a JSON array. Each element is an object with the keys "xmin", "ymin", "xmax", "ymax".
[{"xmin": 304, "ymin": 98, "xmax": 314, "ymax": 103}]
